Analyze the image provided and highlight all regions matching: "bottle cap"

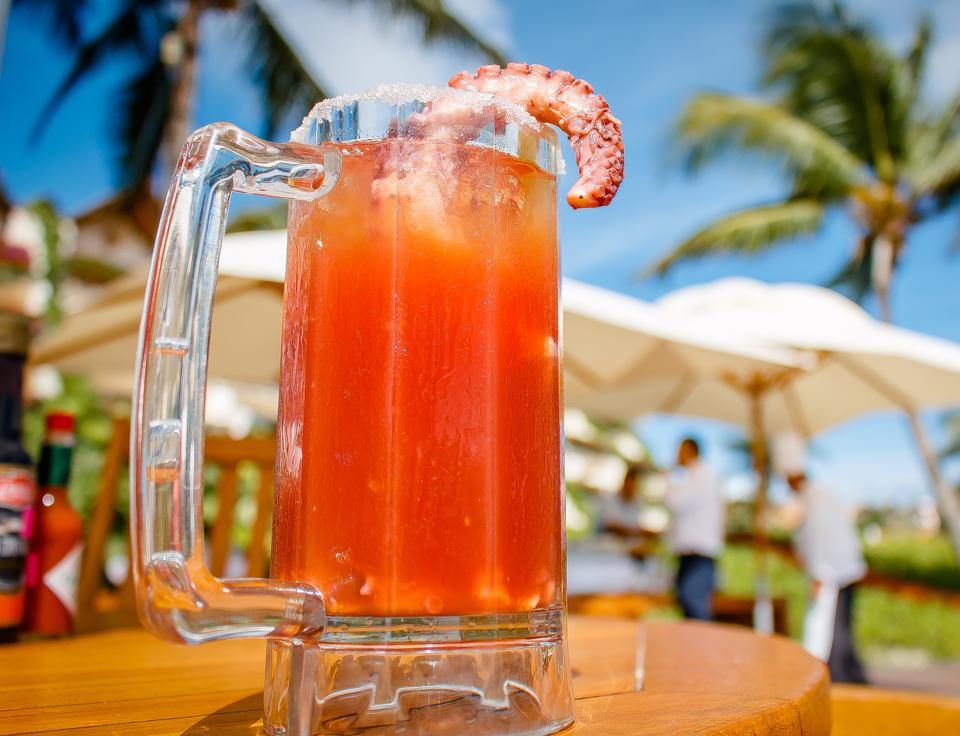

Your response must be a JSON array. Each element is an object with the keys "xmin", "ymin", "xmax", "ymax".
[{"xmin": 45, "ymin": 412, "xmax": 76, "ymax": 433}]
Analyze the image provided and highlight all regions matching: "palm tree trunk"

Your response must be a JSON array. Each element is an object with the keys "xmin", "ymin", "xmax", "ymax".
[
  {"xmin": 163, "ymin": 1, "xmax": 202, "ymax": 175},
  {"xmin": 875, "ymin": 283, "xmax": 892, "ymax": 324},
  {"xmin": 872, "ymin": 236, "xmax": 894, "ymax": 323}
]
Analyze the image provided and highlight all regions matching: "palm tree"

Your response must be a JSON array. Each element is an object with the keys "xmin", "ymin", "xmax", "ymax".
[
  {"xmin": 942, "ymin": 413, "xmax": 960, "ymax": 462},
  {"xmin": 654, "ymin": 1, "xmax": 960, "ymax": 558},
  {"xmin": 19, "ymin": 0, "xmax": 505, "ymax": 196},
  {"xmin": 652, "ymin": 1, "xmax": 960, "ymax": 326}
]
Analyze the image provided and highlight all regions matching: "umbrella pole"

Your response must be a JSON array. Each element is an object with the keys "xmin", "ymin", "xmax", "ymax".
[
  {"xmin": 749, "ymin": 389, "xmax": 774, "ymax": 634},
  {"xmin": 831, "ymin": 354, "xmax": 960, "ymax": 562}
]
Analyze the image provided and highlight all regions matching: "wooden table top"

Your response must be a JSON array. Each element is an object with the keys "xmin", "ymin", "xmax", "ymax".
[{"xmin": 0, "ymin": 617, "xmax": 829, "ymax": 735}]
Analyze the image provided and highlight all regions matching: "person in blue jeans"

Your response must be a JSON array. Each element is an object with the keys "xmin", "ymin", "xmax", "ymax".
[{"xmin": 665, "ymin": 437, "xmax": 725, "ymax": 620}]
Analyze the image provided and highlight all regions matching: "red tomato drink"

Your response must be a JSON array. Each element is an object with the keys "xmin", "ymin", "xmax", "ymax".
[{"xmin": 272, "ymin": 139, "xmax": 563, "ymax": 618}]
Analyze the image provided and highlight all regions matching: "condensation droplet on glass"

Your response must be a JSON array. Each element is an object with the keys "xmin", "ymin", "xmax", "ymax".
[{"xmin": 315, "ymin": 237, "xmax": 323, "ymax": 250}]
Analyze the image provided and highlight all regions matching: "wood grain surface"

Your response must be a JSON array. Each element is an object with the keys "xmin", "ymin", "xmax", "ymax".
[{"xmin": 0, "ymin": 617, "xmax": 828, "ymax": 735}]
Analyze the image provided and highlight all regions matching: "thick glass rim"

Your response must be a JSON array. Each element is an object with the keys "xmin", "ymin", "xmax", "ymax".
[{"xmin": 290, "ymin": 83, "xmax": 562, "ymax": 175}]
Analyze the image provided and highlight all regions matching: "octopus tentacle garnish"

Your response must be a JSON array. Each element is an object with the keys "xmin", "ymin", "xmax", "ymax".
[{"xmin": 448, "ymin": 62, "xmax": 624, "ymax": 208}]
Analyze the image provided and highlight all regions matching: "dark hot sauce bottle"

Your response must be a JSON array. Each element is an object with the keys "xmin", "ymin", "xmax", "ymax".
[{"xmin": 0, "ymin": 312, "xmax": 35, "ymax": 643}]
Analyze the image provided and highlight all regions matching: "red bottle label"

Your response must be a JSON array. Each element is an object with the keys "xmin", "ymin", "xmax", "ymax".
[
  {"xmin": 42, "ymin": 543, "xmax": 83, "ymax": 616},
  {"xmin": 0, "ymin": 468, "xmax": 34, "ymax": 508},
  {"xmin": 0, "ymin": 466, "xmax": 37, "ymax": 628}
]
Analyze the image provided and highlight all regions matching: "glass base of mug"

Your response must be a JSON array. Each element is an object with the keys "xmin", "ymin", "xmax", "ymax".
[{"xmin": 263, "ymin": 606, "xmax": 573, "ymax": 736}]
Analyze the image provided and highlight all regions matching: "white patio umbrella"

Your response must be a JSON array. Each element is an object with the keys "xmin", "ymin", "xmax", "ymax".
[
  {"xmin": 656, "ymin": 277, "xmax": 960, "ymax": 559},
  {"xmin": 562, "ymin": 279, "xmax": 807, "ymax": 424},
  {"xmin": 30, "ymin": 230, "xmax": 287, "ymax": 389}
]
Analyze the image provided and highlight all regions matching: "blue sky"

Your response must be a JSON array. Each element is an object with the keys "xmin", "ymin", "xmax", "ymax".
[{"xmin": 2, "ymin": 0, "xmax": 960, "ymax": 506}]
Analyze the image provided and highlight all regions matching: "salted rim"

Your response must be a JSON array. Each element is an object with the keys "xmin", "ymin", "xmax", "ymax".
[{"xmin": 290, "ymin": 82, "xmax": 541, "ymax": 143}]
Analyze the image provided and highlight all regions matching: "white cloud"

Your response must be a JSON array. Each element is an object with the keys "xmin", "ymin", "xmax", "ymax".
[{"xmin": 257, "ymin": 0, "xmax": 511, "ymax": 96}]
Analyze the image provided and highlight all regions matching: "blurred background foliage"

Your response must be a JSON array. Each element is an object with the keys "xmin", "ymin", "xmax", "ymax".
[
  {"xmin": 22, "ymin": 374, "xmax": 115, "ymax": 520},
  {"xmin": 720, "ymin": 544, "xmax": 960, "ymax": 660},
  {"xmin": 865, "ymin": 534, "xmax": 960, "ymax": 591}
]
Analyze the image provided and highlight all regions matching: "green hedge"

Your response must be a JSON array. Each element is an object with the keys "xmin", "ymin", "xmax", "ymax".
[
  {"xmin": 863, "ymin": 534, "xmax": 960, "ymax": 591},
  {"xmin": 718, "ymin": 544, "xmax": 960, "ymax": 660}
]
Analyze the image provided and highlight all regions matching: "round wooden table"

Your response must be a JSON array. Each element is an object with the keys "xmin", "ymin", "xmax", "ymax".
[{"xmin": 0, "ymin": 617, "xmax": 829, "ymax": 735}]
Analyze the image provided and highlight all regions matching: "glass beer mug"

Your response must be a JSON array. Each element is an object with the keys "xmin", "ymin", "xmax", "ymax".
[{"xmin": 132, "ymin": 85, "xmax": 572, "ymax": 735}]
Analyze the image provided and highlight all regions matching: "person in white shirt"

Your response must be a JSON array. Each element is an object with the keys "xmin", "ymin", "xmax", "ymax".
[
  {"xmin": 773, "ymin": 432, "xmax": 867, "ymax": 684},
  {"xmin": 664, "ymin": 437, "xmax": 725, "ymax": 620},
  {"xmin": 600, "ymin": 465, "xmax": 643, "ymax": 538}
]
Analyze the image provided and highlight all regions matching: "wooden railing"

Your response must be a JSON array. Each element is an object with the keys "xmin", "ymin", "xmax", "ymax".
[{"xmin": 75, "ymin": 418, "xmax": 278, "ymax": 632}]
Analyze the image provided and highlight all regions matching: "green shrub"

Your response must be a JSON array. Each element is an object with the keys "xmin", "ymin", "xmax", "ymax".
[
  {"xmin": 855, "ymin": 587, "xmax": 960, "ymax": 659},
  {"xmin": 718, "ymin": 544, "xmax": 808, "ymax": 640},
  {"xmin": 864, "ymin": 534, "xmax": 960, "ymax": 591},
  {"xmin": 718, "ymin": 544, "xmax": 960, "ymax": 660}
]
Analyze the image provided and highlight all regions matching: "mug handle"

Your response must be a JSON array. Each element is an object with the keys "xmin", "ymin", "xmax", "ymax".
[{"xmin": 131, "ymin": 123, "xmax": 340, "ymax": 644}]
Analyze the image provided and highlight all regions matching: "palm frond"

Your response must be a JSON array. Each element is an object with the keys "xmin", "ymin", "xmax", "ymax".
[
  {"xmin": 64, "ymin": 256, "xmax": 127, "ymax": 284},
  {"xmin": 929, "ymin": 82, "xmax": 960, "ymax": 146},
  {"xmin": 905, "ymin": 80, "xmax": 960, "ymax": 206},
  {"xmin": 901, "ymin": 15, "xmax": 932, "ymax": 114},
  {"xmin": 646, "ymin": 199, "xmax": 825, "ymax": 276},
  {"xmin": 12, "ymin": 0, "xmax": 91, "ymax": 46},
  {"xmin": 244, "ymin": 2, "xmax": 329, "ymax": 137},
  {"xmin": 0, "ymin": 176, "xmax": 11, "ymax": 222},
  {"xmin": 825, "ymin": 234, "xmax": 874, "ymax": 302},
  {"xmin": 762, "ymin": 0, "xmax": 905, "ymax": 181},
  {"xmin": 114, "ymin": 56, "xmax": 172, "ymax": 193},
  {"xmin": 676, "ymin": 93, "xmax": 862, "ymax": 198},
  {"xmin": 941, "ymin": 411, "xmax": 960, "ymax": 459},
  {"xmin": 27, "ymin": 199, "xmax": 64, "ymax": 324},
  {"xmin": 30, "ymin": 2, "xmax": 149, "ymax": 141},
  {"xmin": 227, "ymin": 202, "xmax": 288, "ymax": 233},
  {"xmin": 354, "ymin": 0, "xmax": 507, "ymax": 66},
  {"xmin": 905, "ymin": 133, "xmax": 960, "ymax": 199},
  {"xmin": 244, "ymin": 0, "xmax": 505, "ymax": 138},
  {"xmin": 942, "ymin": 438, "xmax": 960, "ymax": 460}
]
